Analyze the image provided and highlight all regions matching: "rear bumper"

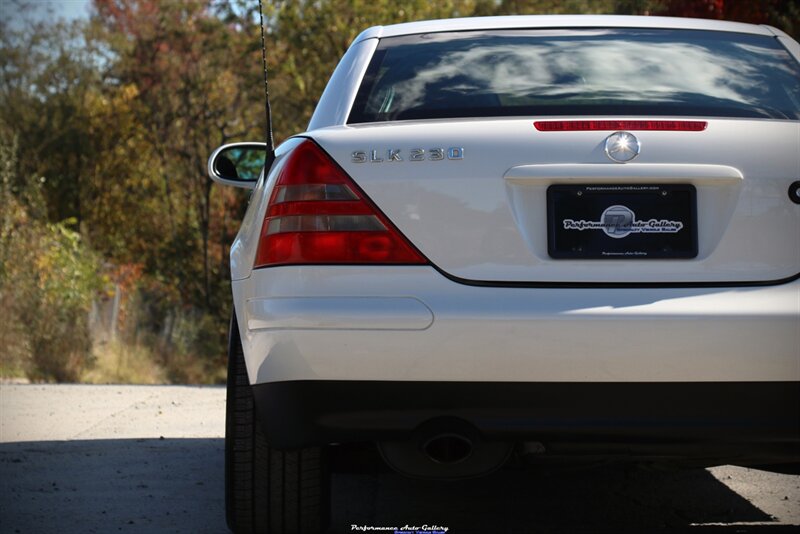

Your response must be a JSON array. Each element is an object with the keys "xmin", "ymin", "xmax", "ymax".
[
  {"xmin": 254, "ymin": 380, "xmax": 800, "ymax": 466},
  {"xmin": 233, "ymin": 266, "xmax": 800, "ymax": 384},
  {"xmin": 235, "ymin": 266, "xmax": 799, "ymax": 464}
]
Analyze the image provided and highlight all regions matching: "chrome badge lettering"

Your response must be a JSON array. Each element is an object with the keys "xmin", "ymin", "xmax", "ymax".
[
  {"xmin": 428, "ymin": 148, "xmax": 444, "ymax": 161},
  {"xmin": 352, "ymin": 147, "xmax": 464, "ymax": 163},
  {"xmin": 409, "ymin": 148, "xmax": 425, "ymax": 161}
]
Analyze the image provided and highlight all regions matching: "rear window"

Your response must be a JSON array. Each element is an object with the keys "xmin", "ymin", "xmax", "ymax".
[{"xmin": 348, "ymin": 29, "xmax": 800, "ymax": 123}]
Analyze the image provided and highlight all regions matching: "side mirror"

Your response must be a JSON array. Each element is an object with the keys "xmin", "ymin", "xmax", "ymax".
[{"xmin": 208, "ymin": 142, "xmax": 268, "ymax": 189}]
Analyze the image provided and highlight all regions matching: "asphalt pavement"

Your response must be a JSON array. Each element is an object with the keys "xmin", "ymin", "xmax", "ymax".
[{"xmin": 1, "ymin": 384, "xmax": 798, "ymax": 533}]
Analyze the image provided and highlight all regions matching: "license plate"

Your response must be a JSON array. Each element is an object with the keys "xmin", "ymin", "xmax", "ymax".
[{"xmin": 547, "ymin": 184, "xmax": 697, "ymax": 259}]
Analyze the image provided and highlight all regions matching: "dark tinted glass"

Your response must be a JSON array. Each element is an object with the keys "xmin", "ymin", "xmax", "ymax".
[
  {"xmin": 215, "ymin": 145, "xmax": 266, "ymax": 182},
  {"xmin": 349, "ymin": 29, "xmax": 800, "ymax": 122}
]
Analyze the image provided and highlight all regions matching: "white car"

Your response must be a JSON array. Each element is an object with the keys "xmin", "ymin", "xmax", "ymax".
[{"xmin": 209, "ymin": 15, "xmax": 800, "ymax": 534}]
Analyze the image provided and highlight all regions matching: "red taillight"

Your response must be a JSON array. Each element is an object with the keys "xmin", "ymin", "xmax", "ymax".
[
  {"xmin": 254, "ymin": 140, "xmax": 427, "ymax": 267},
  {"xmin": 534, "ymin": 120, "xmax": 708, "ymax": 132}
]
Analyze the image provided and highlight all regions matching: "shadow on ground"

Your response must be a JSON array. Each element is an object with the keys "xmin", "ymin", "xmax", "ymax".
[
  {"xmin": 333, "ymin": 463, "xmax": 774, "ymax": 533},
  {"xmin": 0, "ymin": 439, "xmax": 792, "ymax": 533},
  {"xmin": 331, "ymin": 447, "xmax": 790, "ymax": 533}
]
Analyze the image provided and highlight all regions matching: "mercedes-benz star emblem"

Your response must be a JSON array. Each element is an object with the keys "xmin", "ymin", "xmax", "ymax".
[{"xmin": 604, "ymin": 132, "xmax": 640, "ymax": 163}]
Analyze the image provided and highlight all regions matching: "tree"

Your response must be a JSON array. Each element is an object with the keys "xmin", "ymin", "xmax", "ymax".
[
  {"xmin": 93, "ymin": 0, "xmax": 262, "ymax": 310},
  {"xmin": 659, "ymin": 0, "xmax": 799, "ymax": 38}
]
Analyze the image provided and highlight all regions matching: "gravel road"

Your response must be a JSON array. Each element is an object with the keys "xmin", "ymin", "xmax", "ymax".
[{"xmin": 1, "ymin": 384, "xmax": 798, "ymax": 533}]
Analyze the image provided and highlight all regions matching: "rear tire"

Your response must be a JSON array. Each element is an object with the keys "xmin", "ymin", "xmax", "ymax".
[{"xmin": 225, "ymin": 313, "xmax": 330, "ymax": 534}]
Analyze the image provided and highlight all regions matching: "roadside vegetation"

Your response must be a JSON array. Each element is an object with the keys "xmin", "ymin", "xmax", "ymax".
[{"xmin": 1, "ymin": 0, "xmax": 797, "ymax": 383}]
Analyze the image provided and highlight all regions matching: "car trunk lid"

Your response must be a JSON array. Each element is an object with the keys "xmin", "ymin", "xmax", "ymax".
[{"xmin": 310, "ymin": 117, "xmax": 799, "ymax": 284}]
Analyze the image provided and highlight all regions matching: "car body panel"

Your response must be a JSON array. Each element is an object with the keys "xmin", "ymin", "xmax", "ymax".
[
  {"xmin": 309, "ymin": 118, "xmax": 799, "ymax": 283},
  {"xmin": 232, "ymin": 266, "xmax": 800, "ymax": 384},
  {"xmin": 307, "ymin": 38, "xmax": 378, "ymax": 131},
  {"xmin": 354, "ymin": 15, "xmax": 777, "ymax": 43},
  {"xmin": 230, "ymin": 137, "xmax": 305, "ymax": 281}
]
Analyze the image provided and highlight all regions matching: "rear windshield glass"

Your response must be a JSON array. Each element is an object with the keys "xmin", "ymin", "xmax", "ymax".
[{"xmin": 348, "ymin": 29, "xmax": 800, "ymax": 123}]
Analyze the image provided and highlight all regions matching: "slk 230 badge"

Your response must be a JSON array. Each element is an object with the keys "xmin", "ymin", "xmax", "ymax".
[{"xmin": 351, "ymin": 147, "xmax": 464, "ymax": 163}]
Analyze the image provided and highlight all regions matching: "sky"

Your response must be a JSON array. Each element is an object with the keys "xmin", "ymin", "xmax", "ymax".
[{"xmin": 4, "ymin": 0, "xmax": 91, "ymax": 26}]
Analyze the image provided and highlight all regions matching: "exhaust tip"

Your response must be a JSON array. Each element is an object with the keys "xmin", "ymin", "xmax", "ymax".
[
  {"xmin": 379, "ymin": 419, "xmax": 512, "ymax": 478},
  {"xmin": 422, "ymin": 434, "xmax": 473, "ymax": 465}
]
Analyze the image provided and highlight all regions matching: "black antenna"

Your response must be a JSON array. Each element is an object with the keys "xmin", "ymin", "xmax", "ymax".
[{"xmin": 257, "ymin": 0, "xmax": 275, "ymax": 166}]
